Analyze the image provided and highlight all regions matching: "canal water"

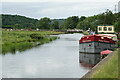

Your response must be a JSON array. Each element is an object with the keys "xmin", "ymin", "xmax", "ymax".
[{"xmin": 2, "ymin": 33, "xmax": 91, "ymax": 78}]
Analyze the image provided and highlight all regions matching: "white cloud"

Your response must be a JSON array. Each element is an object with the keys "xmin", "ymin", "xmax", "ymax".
[
  {"xmin": 2, "ymin": 0, "xmax": 120, "ymax": 2},
  {"xmin": 2, "ymin": 1, "xmax": 119, "ymax": 19}
]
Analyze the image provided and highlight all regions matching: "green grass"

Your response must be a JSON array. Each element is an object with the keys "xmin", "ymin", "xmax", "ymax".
[
  {"xmin": 2, "ymin": 30, "xmax": 63, "ymax": 54},
  {"xmin": 91, "ymin": 49, "xmax": 119, "ymax": 78},
  {"xmin": 82, "ymin": 31, "xmax": 89, "ymax": 35}
]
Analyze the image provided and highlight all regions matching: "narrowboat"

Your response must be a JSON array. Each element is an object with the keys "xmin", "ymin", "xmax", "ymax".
[{"xmin": 79, "ymin": 34, "xmax": 117, "ymax": 54}]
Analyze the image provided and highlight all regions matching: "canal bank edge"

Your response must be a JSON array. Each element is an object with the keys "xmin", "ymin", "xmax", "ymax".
[{"xmin": 81, "ymin": 49, "xmax": 118, "ymax": 79}]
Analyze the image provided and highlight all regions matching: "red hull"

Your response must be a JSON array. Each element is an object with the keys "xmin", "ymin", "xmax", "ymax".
[{"xmin": 79, "ymin": 34, "xmax": 116, "ymax": 44}]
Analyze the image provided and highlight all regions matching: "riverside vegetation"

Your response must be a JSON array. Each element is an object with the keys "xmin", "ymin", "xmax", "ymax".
[
  {"xmin": 2, "ymin": 30, "xmax": 64, "ymax": 54},
  {"xmin": 2, "ymin": 11, "xmax": 120, "ymax": 32}
]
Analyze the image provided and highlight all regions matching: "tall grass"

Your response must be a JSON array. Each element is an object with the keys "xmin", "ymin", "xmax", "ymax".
[{"xmin": 2, "ymin": 30, "xmax": 62, "ymax": 54}]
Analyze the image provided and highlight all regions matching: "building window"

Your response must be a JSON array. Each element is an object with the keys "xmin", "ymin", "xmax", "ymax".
[
  {"xmin": 108, "ymin": 27, "xmax": 112, "ymax": 31},
  {"xmin": 104, "ymin": 27, "xmax": 107, "ymax": 31},
  {"xmin": 99, "ymin": 27, "xmax": 102, "ymax": 31}
]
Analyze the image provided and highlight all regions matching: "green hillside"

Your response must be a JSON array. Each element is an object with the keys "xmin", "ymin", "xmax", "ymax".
[
  {"xmin": 2, "ymin": 14, "xmax": 38, "ymax": 29},
  {"xmin": 1, "ymin": 11, "xmax": 120, "ymax": 32}
]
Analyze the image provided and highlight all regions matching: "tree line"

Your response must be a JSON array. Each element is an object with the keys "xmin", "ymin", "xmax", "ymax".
[{"xmin": 1, "ymin": 10, "xmax": 120, "ymax": 32}]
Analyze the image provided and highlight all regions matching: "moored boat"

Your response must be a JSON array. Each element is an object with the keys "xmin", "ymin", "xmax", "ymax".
[{"xmin": 79, "ymin": 34, "xmax": 116, "ymax": 54}]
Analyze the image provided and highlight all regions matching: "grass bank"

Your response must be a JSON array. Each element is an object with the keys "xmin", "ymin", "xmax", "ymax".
[
  {"xmin": 91, "ymin": 49, "xmax": 119, "ymax": 78},
  {"xmin": 2, "ymin": 30, "xmax": 64, "ymax": 54}
]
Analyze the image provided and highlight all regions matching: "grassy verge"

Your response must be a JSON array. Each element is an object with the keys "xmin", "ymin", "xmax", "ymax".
[
  {"xmin": 90, "ymin": 49, "xmax": 119, "ymax": 78},
  {"xmin": 2, "ymin": 30, "xmax": 64, "ymax": 54},
  {"xmin": 82, "ymin": 31, "xmax": 89, "ymax": 35}
]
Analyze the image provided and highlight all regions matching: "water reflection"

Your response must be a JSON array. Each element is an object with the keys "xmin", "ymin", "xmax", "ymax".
[
  {"xmin": 79, "ymin": 52, "xmax": 101, "ymax": 68},
  {"xmin": 2, "ymin": 33, "xmax": 90, "ymax": 78}
]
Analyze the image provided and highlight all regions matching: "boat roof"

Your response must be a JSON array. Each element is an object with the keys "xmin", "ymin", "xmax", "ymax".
[
  {"xmin": 95, "ymin": 34, "xmax": 116, "ymax": 37},
  {"xmin": 82, "ymin": 34, "xmax": 116, "ymax": 38}
]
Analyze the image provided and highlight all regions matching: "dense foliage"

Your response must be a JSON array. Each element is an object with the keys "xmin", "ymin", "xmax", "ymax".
[
  {"xmin": 1, "ymin": 11, "xmax": 120, "ymax": 32},
  {"xmin": 63, "ymin": 16, "xmax": 79, "ymax": 29},
  {"xmin": 36, "ymin": 17, "xmax": 51, "ymax": 29},
  {"xmin": 51, "ymin": 20, "xmax": 59, "ymax": 29},
  {"xmin": 2, "ymin": 14, "xmax": 38, "ymax": 29}
]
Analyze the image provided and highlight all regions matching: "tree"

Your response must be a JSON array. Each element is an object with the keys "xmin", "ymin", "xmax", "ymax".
[
  {"xmin": 51, "ymin": 21, "xmax": 59, "ymax": 29},
  {"xmin": 36, "ymin": 17, "xmax": 51, "ymax": 29},
  {"xmin": 13, "ymin": 24, "xmax": 20, "ymax": 29},
  {"xmin": 97, "ymin": 10, "xmax": 115, "ymax": 25},
  {"xmin": 79, "ymin": 16, "xmax": 86, "ymax": 22},
  {"xmin": 114, "ymin": 21, "xmax": 120, "ymax": 32},
  {"xmin": 76, "ymin": 20, "xmax": 91, "ymax": 30},
  {"xmin": 2, "ymin": 14, "xmax": 38, "ymax": 29},
  {"xmin": 64, "ymin": 16, "xmax": 79, "ymax": 29},
  {"xmin": 90, "ymin": 20, "xmax": 100, "ymax": 31}
]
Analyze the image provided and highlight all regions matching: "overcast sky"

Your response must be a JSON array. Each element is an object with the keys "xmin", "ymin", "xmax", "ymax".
[{"xmin": 1, "ymin": 0, "xmax": 120, "ymax": 19}]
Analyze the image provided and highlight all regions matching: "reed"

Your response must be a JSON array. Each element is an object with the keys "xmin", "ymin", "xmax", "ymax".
[{"xmin": 2, "ymin": 30, "xmax": 62, "ymax": 54}]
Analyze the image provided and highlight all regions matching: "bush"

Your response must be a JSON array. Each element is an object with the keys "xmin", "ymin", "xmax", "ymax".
[{"xmin": 30, "ymin": 34, "xmax": 44, "ymax": 40}]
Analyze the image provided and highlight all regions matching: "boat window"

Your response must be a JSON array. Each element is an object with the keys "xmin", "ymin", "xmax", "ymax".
[
  {"xmin": 99, "ymin": 27, "xmax": 102, "ymax": 31},
  {"xmin": 104, "ymin": 27, "xmax": 107, "ymax": 31},
  {"xmin": 108, "ymin": 27, "xmax": 112, "ymax": 31}
]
